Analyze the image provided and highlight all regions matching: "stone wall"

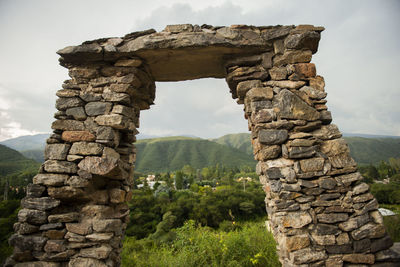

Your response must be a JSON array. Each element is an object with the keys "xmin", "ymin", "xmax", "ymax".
[{"xmin": 6, "ymin": 24, "xmax": 400, "ymax": 266}]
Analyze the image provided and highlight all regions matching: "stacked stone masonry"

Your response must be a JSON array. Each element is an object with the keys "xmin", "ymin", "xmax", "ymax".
[{"xmin": 6, "ymin": 24, "xmax": 400, "ymax": 266}]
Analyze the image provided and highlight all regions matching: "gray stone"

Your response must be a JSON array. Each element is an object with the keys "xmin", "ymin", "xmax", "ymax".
[
  {"xmin": 86, "ymin": 233, "xmax": 114, "ymax": 242},
  {"xmin": 92, "ymin": 219, "xmax": 122, "ymax": 233},
  {"xmin": 288, "ymin": 146, "xmax": 317, "ymax": 159},
  {"xmin": 112, "ymin": 104, "xmax": 135, "ymax": 117},
  {"xmin": 237, "ymin": 80, "xmax": 262, "ymax": 98},
  {"xmin": 56, "ymin": 97, "xmax": 83, "ymax": 111},
  {"xmin": 257, "ymin": 145, "xmax": 281, "ymax": 160},
  {"xmin": 270, "ymin": 180, "xmax": 282, "ymax": 193},
  {"xmin": 68, "ymin": 257, "xmax": 107, "ymax": 267},
  {"xmin": 26, "ymin": 184, "xmax": 46, "ymax": 197},
  {"xmin": 273, "ymin": 50, "xmax": 312, "ymax": 67},
  {"xmin": 70, "ymin": 142, "xmax": 103, "ymax": 155},
  {"xmin": 251, "ymin": 108, "xmax": 276, "ymax": 123},
  {"xmin": 280, "ymin": 211, "xmax": 312, "ymax": 228},
  {"xmin": 66, "ymin": 222, "xmax": 92, "ymax": 235},
  {"xmin": 9, "ymin": 234, "xmax": 47, "ymax": 252},
  {"xmin": 250, "ymin": 100, "xmax": 273, "ymax": 112},
  {"xmin": 43, "ymin": 160, "xmax": 77, "ymax": 174},
  {"xmin": 21, "ymin": 197, "xmax": 60, "ymax": 211},
  {"xmin": 95, "ymin": 114, "xmax": 128, "ymax": 129},
  {"xmin": 33, "ymin": 173, "xmax": 68, "ymax": 186},
  {"xmin": 290, "ymin": 247, "xmax": 327, "ymax": 265},
  {"xmin": 320, "ymin": 138, "xmax": 349, "ymax": 157},
  {"xmin": 39, "ymin": 223, "xmax": 63, "ymax": 231},
  {"xmin": 258, "ymin": 129, "xmax": 288, "ymax": 145},
  {"xmin": 102, "ymin": 90, "xmax": 130, "ymax": 104},
  {"xmin": 353, "ymin": 192, "xmax": 374, "ymax": 203},
  {"xmin": 310, "ymin": 223, "xmax": 341, "ymax": 235},
  {"xmin": 342, "ymin": 253, "xmax": 374, "ymax": 264},
  {"xmin": 317, "ymin": 213, "xmax": 348, "ymax": 223},
  {"xmin": 48, "ymin": 186, "xmax": 86, "ymax": 200},
  {"xmin": 354, "ymin": 238, "xmax": 371, "ymax": 253},
  {"xmin": 311, "ymin": 233, "xmax": 335, "ymax": 245},
  {"xmin": 299, "ymin": 157, "xmax": 324, "ymax": 172},
  {"xmin": 325, "ymin": 244, "xmax": 352, "ymax": 254},
  {"xmin": 299, "ymin": 86, "xmax": 327, "ymax": 99},
  {"xmin": 44, "ymin": 240, "xmax": 66, "ymax": 253},
  {"xmin": 66, "ymin": 107, "xmax": 87, "ymax": 121},
  {"xmin": 351, "ymin": 222, "xmax": 386, "ymax": 240},
  {"xmin": 269, "ymin": 67, "xmax": 287, "ymax": 80},
  {"xmin": 18, "ymin": 208, "xmax": 47, "ymax": 225},
  {"xmin": 80, "ymin": 91, "xmax": 102, "ymax": 102},
  {"xmin": 312, "ymin": 124, "xmax": 341, "ymax": 140},
  {"xmin": 319, "ymin": 110, "xmax": 332, "ymax": 124},
  {"xmin": 15, "ymin": 222, "xmax": 39, "ymax": 234},
  {"xmin": 335, "ymin": 172, "xmax": 363, "ymax": 186},
  {"xmin": 85, "ymin": 102, "xmax": 112, "ymax": 116},
  {"xmin": 78, "ymin": 244, "xmax": 112, "ymax": 259},
  {"xmin": 338, "ymin": 213, "xmax": 370, "ymax": 231},
  {"xmin": 352, "ymin": 183, "xmax": 369, "ymax": 195},
  {"xmin": 45, "ymin": 144, "xmax": 70, "ymax": 160},
  {"xmin": 285, "ymin": 31, "xmax": 320, "ymax": 53},
  {"xmin": 318, "ymin": 177, "xmax": 336, "ymax": 189},
  {"xmin": 265, "ymin": 80, "xmax": 306, "ymax": 89},
  {"xmin": 51, "ymin": 120, "xmax": 84, "ymax": 131},
  {"xmin": 274, "ymin": 89, "xmax": 320, "ymax": 121},
  {"xmin": 265, "ymin": 167, "xmax": 283, "ymax": 179}
]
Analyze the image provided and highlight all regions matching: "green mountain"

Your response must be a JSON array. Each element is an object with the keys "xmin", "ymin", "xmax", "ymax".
[
  {"xmin": 0, "ymin": 144, "xmax": 40, "ymax": 177},
  {"xmin": 135, "ymin": 136, "xmax": 256, "ymax": 172},
  {"xmin": 212, "ymin": 133, "xmax": 400, "ymax": 165},
  {"xmin": 211, "ymin": 133, "xmax": 253, "ymax": 155},
  {"xmin": 345, "ymin": 137, "xmax": 400, "ymax": 165}
]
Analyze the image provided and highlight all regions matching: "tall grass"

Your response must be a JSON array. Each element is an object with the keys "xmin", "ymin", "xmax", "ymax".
[{"xmin": 121, "ymin": 219, "xmax": 280, "ymax": 267}]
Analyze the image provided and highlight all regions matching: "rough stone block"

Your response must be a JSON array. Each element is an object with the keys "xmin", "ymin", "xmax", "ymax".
[
  {"xmin": 258, "ymin": 129, "xmax": 288, "ymax": 145},
  {"xmin": 43, "ymin": 160, "xmax": 77, "ymax": 174},
  {"xmin": 70, "ymin": 142, "xmax": 103, "ymax": 155}
]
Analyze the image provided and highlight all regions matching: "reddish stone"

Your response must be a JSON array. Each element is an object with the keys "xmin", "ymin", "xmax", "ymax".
[
  {"xmin": 62, "ymin": 131, "xmax": 96, "ymax": 142},
  {"xmin": 294, "ymin": 63, "xmax": 316, "ymax": 78}
]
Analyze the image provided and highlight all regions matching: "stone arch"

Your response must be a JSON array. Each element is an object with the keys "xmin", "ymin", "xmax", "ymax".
[{"xmin": 7, "ymin": 24, "xmax": 400, "ymax": 266}]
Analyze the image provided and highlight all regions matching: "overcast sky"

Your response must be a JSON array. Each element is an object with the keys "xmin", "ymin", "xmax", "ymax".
[{"xmin": 0, "ymin": 0, "xmax": 399, "ymax": 141}]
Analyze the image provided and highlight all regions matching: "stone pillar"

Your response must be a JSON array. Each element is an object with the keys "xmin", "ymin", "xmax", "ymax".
[
  {"xmin": 226, "ymin": 26, "xmax": 398, "ymax": 266},
  {"xmin": 7, "ymin": 57, "xmax": 155, "ymax": 266}
]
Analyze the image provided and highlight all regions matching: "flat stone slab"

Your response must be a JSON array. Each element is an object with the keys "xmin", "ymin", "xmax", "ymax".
[{"xmin": 57, "ymin": 24, "xmax": 323, "ymax": 81}]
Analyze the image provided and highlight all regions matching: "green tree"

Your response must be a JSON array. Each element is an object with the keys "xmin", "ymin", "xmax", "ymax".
[{"xmin": 175, "ymin": 171, "xmax": 184, "ymax": 190}]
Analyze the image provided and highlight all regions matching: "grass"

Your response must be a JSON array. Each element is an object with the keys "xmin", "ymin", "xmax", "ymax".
[{"xmin": 121, "ymin": 219, "xmax": 280, "ymax": 267}]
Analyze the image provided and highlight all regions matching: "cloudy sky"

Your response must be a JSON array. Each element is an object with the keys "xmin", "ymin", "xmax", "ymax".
[{"xmin": 0, "ymin": 0, "xmax": 399, "ymax": 141}]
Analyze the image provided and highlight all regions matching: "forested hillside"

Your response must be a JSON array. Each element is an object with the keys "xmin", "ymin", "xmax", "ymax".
[
  {"xmin": 135, "ymin": 136, "xmax": 256, "ymax": 172},
  {"xmin": 0, "ymin": 145, "xmax": 39, "ymax": 177}
]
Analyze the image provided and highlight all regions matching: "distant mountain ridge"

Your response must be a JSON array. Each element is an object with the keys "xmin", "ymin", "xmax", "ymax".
[{"xmin": 1, "ymin": 132, "xmax": 400, "ymax": 167}]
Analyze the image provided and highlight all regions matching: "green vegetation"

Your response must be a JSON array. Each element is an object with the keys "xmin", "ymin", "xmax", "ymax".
[
  {"xmin": 212, "ymin": 133, "xmax": 253, "ymax": 155},
  {"xmin": 135, "ymin": 136, "xmax": 256, "ymax": 172},
  {"xmin": 0, "ymin": 145, "xmax": 39, "ymax": 176},
  {"xmin": 346, "ymin": 137, "xmax": 400, "ymax": 165},
  {"xmin": 128, "ymin": 165, "xmax": 263, "ymax": 239},
  {"xmin": 122, "ymin": 219, "xmax": 280, "ymax": 267},
  {"xmin": 0, "ymin": 200, "xmax": 20, "ymax": 264},
  {"xmin": 21, "ymin": 149, "xmax": 44, "ymax": 163}
]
